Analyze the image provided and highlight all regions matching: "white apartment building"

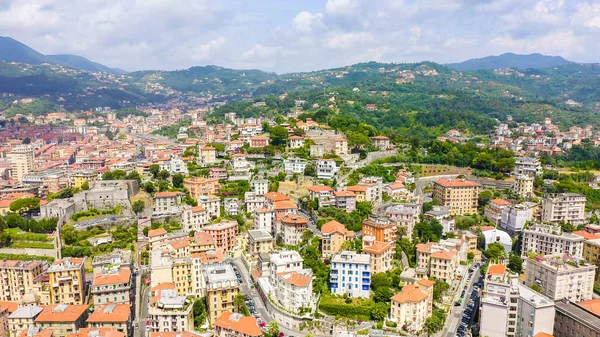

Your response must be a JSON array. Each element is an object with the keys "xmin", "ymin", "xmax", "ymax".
[
  {"xmin": 268, "ymin": 251, "xmax": 304, "ymax": 287},
  {"xmin": 197, "ymin": 195, "xmax": 220, "ymax": 218},
  {"xmin": 250, "ymin": 179, "xmax": 269, "ymax": 195},
  {"xmin": 254, "ymin": 207, "xmax": 275, "ymax": 234},
  {"xmin": 7, "ymin": 145, "xmax": 35, "ymax": 182},
  {"xmin": 499, "ymin": 203, "xmax": 534, "ymax": 235},
  {"xmin": 168, "ymin": 157, "xmax": 188, "ymax": 174},
  {"xmin": 316, "ymin": 159, "xmax": 339, "ymax": 180},
  {"xmin": 283, "ymin": 157, "xmax": 307, "ymax": 174},
  {"xmin": 424, "ymin": 206, "xmax": 455, "ymax": 234},
  {"xmin": 521, "ymin": 223, "xmax": 585, "ymax": 258},
  {"xmin": 330, "ymin": 251, "xmax": 371, "ymax": 298},
  {"xmin": 514, "ymin": 157, "xmax": 542, "ymax": 176},
  {"xmin": 180, "ymin": 204, "xmax": 209, "ymax": 232},
  {"xmin": 480, "ymin": 264, "xmax": 555, "ymax": 337},
  {"xmin": 383, "ymin": 202, "xmax": 421, "ymax": 238},
  {"xmin": 358, "ymin": 177, "xmax": 384, "ymax": 206},
  {"xmin": 541, "ymin": 193, "xmax": 586, "ymax": 224},
  {"xmin": 524, "ymin": 253, "xmax": 597, "ymax": 302},
  {"xmin": 279, "ymin": 214, "xmax": 308, "ymax": 246},
  {"xmin": 244, "ymin": 192, "xmax": 266, "ymax": 214},
  {"xmin": 224, "ymin": 198, "xmax": 239, "ymax": 216},
  {"xmin": 149, "ymin": 288, "xmax": 194, "ymax": 333},
  {"xmin": 274, "ymin": 269, "xmax": 315, "ymax": 313}
]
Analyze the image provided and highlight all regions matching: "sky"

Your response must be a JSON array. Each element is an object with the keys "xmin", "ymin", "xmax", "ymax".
[{"xmin": 1, "ymin": 0, "xmax": 599, "ymax": 73}]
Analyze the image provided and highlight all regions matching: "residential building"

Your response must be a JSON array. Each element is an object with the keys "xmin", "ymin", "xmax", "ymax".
[
  {"xmin": 347, "ymin": 185, "xmax": 367, "ymax": 202},
  {"xmin": 34, "ymin": 304, "xmax": 89, "ymax": 337},
  {"xmin": 86, "ymin": 303, "xmax": 131, "ymax": 337},
  {"xmin": 500, "ymin": 203, "xmax": 534, "ymax": 235},
  {"xmin": 8, "ymin": 145, "xmax": 35, "ymax": 182},
  {"xmin": 278, "ymin": 214, "xmax": 308, "ymax": 246},
  {"xmin": 148, "ymin": 286, "xmax": 193, "ymax": 332},
  {"xmin": 283, "ymin": 157, "xmax": 307, "ymax": 174},
  {"xmin": 385, "ymin": 181, "xmax": 408, "ymax": 199},
  {"xmin": 330, "ymin": 251, "xmax": 371, "ymax": 298},
  {"xmin": 333, "ymin": 138, "xmax": 348, "ymax": 156},
  {"xmin": 273, "ymin": 199, "xmax": 298, "ymax": 221},
  {"xmin": 244, "ymin": 192, "xmax": 265, "ymax": 214},
  {"xmin": 362, "ymin": 236, "xmax": 394, "ymax": 273},
  {"xmin": 521, "ymin": 223, "xmax": 585, "ymax": 258},
  {"xmin": 203, "ymin": 264, "xmax": 240, "ymax": 324},
  {"xmin": 69, "ymin": 328, "xmax": 125, "ymax": 337},
  {"xmin": 274, "ymin": 269, "xmax": 315, "ymax": 313},
  {"xmin": 91, "ymin": 265, "xmax": 132, "ymax": 306},
  {"xmin": 153, "ymin": 191, "xmax": 184, "ymax": 214},
  {"xmin": 254, "ymin": 207, "xmax": 275, "ymax": 234},
  {"xmin": 214, "ymin": 312, "xmax": 261, "ymax": 337},
  {"xmin": 247, "ymin": 230, "xmax": 273, "ymax": 268},
  {"xmin": 416, "ymin": 242, "xmax": 459, "ymax": 284},
  {"xmin": 224, "ymin": 198, "xmax": 239, "ymax": 216},
  {"xmin": 362, "ymin": 216, "xmax": 397, "ymax": 244},
  {"xmin": 316, "ymin": 159, "xmax": 338, "ymax": 180},
  {"xmin": 480, "ymin": 264, "xmax": 555, "ymax": 337},
  {"xmin": 287, "ymin": 136, "xmax": 304, "ymax": 150},
  {"xmin": 553, "ymin": 298, "xmax": 600, "ymax": 337},
  {"xmin": 582, "ymin": 238, "xmax": 600, "ymax": 283},
  {"xmin": 321, "ymin": 220, "xmax": 354, "ymax": 256},
  {"xmin": 432, "ymin": 178, "xmax": 479, "ymax": 215},
  {"xmin": 202, "ymin": 221, "xmax": 238, "ymax": 253},
  {"xmin": 0, "ymin": 260, "xmax": 47, "ymax": 303},
  {"xmin": 371, "ymin": 136, "xmax": 391, "ymax": 150},
  {"xmin": 248, "ymin": 179, "xmax": 267, "ymax": 196},
  {"xmin": 309, "ymin": 144, "xmax": 324, "ymax": 157},
  {"xmin": 181, "ymin": 205, "xmax": 209, "ymax": 232},
  {"xmin": 484, "ymin": 199, "xmax": 512, "ymax": 225},
  {"xmin": 423, "ymin": 205, "xmax": 454, "ymax": 234},
  {"xmin": 458, "ymin": 230, "xmax": 479, "ymax": 252},
  {"xmin": 230, "ymin": 154, "xmax": 252, "ymax": 177},
  {"xmin": 183, "ymin": 177, "xmax": 220, "ymax": 200},
  {"xmin": 513, "ymin": 174, "xmax": 534, "ymax": 198},
  {"xmin": 334, "ymin": 190, "xmax": 356, "ymax": 213},
  {"xmin": 389, "ymin": 281, "xmax": 433, "ymax": 331},
  {"xmin": 7, "ymin": 306, "xmax": 44, "ymax": 337},
  {"xmin": 514, "ymin": 157, "xmax": 542, "ymax": 176},
  {"xmin": 197, "ymin": 195, "xmax": 220, "ymax": 218},
  {"xmin": 47, "ymin": 258, "xmax": 86, "ymax": 305},
  {"xmin": 358, "ymin": 177, "xmax": 383, "ymax": 206},
  {"xmin": 384, "ymin": 202, "xmax": 421, "ymax": 238},
  {"xmin": 307, "ymin": 185, "xmax": 334, "ymax": 207},
  {"xmin": 197, "ymin": 145, "xmax": 217, "ymax": 165},
  {"xmin": 524, "ymin": 253, "xmax": 596, "ymax": 302},
  {"xmin": 249, "ymin": 135, "xmax": 269, "ymax": 148},
  {"xmin": 541, "ymin": 193, "xmax": 586, "ymax": 225},
  {"xmin": 268, "ymin": 251, "xmax": 304, "ymax": 287}
]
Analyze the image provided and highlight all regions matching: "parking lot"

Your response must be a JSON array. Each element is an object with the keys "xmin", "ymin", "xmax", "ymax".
[{"xmin": 454, "ymin": 264, "xmax": 483, "ymax": 337}]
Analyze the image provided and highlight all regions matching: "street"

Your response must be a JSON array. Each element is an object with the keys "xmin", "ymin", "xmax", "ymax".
[{"xmin": 439, "ymin": 264, "xmax": 482, "ymax": 337}]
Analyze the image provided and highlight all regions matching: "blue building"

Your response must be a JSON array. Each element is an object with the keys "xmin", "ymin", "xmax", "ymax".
[{"xmin": 330, "ymin": 251, "xmax": 371, "ymax": 298}]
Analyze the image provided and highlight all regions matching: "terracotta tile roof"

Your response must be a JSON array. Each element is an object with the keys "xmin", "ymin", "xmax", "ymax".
[
  {"xmin": 334, "ymin": 190, "xmax": 355, "ymax": 197},
  {"xmin": 19, "ymin": 328, "xmax": 53, "ymax": 337},
  {"xmin": 191, "ymin": 205, "xmax": 206, "ymax": 212},
  {"xmin": 277, "ymin": 271, "xmax": 312, "ymax": 287},
  {"xmin": 148, "ymin": 228, "xmax": 167, "ymax": 238},
  {"xmin": 150, "ymin": 333, "xmax": 202, "ymax": 337},
  {"xmin": 307, "ymin": 185, "xmax": 334, "ymax": 193},
  {"xmin": 390, "ymin": 285, "xmax": 428, "ymax": 304},
  {"xmin": 193, "ymin": 250, "xmax": 224, "ymax": 264},
  {"xmin": 264, "ymin": 192, "xmax": 290, "ymax": 202},
  {"xmin": 0, "ymin": 301, "xmax": 18, "ymax": 313},
  {"xmin": 416, "ymin": 243, "xmax": 433, "ymax": 254},
  {"xmin": 214, "ymin": 312, "xmax": 262, "ymax": 337},
  {"xmin": 371, "ymin": 136, "xmax": 389, "ymax": 140},
  {"xmin": 35, "ymin": 304, "xmax": 89, "ymax": 323},
  {"xmin": 193, "ymin": 231, "xmax": 215, "ymax": 245},
  {"xmin": 487, "ymin": 264, "xmax": 507, "ymax": 276},
  {"xmin": 92, "ymin": 268, "xmax": 131, "ymax": 286},
  {"xmin": 533, "ymin": 333, "xmax": 554, "ymax": 337},
  {"xmin": 289, "ymin": 136, "xmax": 303, "ymax": 140},
  {"xmin": 86, "ymin": 303, "xmax": 130, "ymax": 323},
  {"xmin": 434, "ymin": 178, "xmax": 478, "ymax": 188},
  {"xmin": 431, "ymin": 249, "xmax": 457, "ymax": 260},
  {"xmin": 280, "ymin": 214, "xmax": 307, "ymax": 225},
  {"xmin": 52, "ymin": 257, "xmax": 84, "ymax": 266},
  {"xmin": 417, "ymin": 279, "xmax": 435, "ymax": 287},
  {"xmin": 68, "ymin": 328, "xmax": 125, "ymax": 337},
  {"xmin": 154, "ymin": 191, "xmax": 184, "ymax": 198},
  {"xmin": 490, "ymin": 198, "xmax": 512, "ymax": 206},
  {"xmin": 273, "ymin": 200, "xmax": 298, "ymax": 210},
  {"xmin": 347, "ymin": 185, "xmax": 368, "ymax": 192},
  {"xmin": 168, "ymin": 237, "xmax": 190, "ymax": 249},
  {"xmin": 572, "ymin": 230, "xmax": 600, "ymax": 240},
  {"xmin": 362, "ymin": 241, "xmax": 392, "ymax": 254},
  {"xmin": 321, "ymin": 220, "xmax": 348, "ymax": 235},
  {"xmin": 388, "ymin": 182, "xmax": 405, "ymax": 190},
  {"xmin": 577, "ymin": 298, "xmax": 600, "ymax": 315}
]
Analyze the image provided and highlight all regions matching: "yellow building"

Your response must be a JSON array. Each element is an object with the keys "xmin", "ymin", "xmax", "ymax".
[
  {"xmin": 321, "ymin": 220, "xmax": 353, "ymax": 256},
  {"xmin": 70, "ymin": 171, "xmax": 98, "ymax": 188},
  {"xmin": 0, "ymin": 260, "xmax": 47, "ymax": 302},
  {"xmin": 203, "ymin": 264, "xmax": 240, "ymax": 324},
  {"xmin": 583, "ymin": 238, "xmax": 600, "ymax": 282},
  {"xmin": 172, "ymin": 258, "xmax": 193, "ymax": 296},
  {"xmin": 432, "ymin": 178, "xmax": 479, "ymax": 215},
  {"xmin": 47, "ymin": 257, "xmax": 86, "ymax": 305}
]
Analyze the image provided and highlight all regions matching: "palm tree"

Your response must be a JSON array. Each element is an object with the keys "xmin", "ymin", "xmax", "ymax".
[
  {"xmin": 268, "ymin": 321, "xmax": 279, "ymax": 337},
  {"xmin": 233, "ymin": 293, "xmax": 245, "ymax": 313}
]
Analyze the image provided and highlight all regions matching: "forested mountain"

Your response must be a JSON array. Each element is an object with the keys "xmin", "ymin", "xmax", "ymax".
[{"xmin": 446, "ymin": 53, "xmax": 572, "ymax": 71}]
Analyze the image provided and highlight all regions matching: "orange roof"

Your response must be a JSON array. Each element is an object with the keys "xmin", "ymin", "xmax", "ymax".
[
  {"xmin": 154, "ymin": 191, "xmax": 184, "ymax": 198},
  {"xmin": 86, "ymin": 303, "xmax": 130, "ymax": 323},
  {"xmin": 362, "ymin": 241, "xmax": 392, "ymax": 254},
  {"xmin": 347, "ymin": 185, "xmax": 368, "ymax": 192},
  {"xmin": 333, "ymin": 190, "xmax": 355, "ymax": 197},
  {"xmin": 53, "ymin": 257, "xmax": 84, "ymax": 266},
  {"xmin": 35, "ymin": 304, "xmax": 89, "ymax": 323},
  {"xmin": 273, "ymin": 200, "xmax": 298, "ymax": 210},
  {"xmin": 193, "ymin": 231, "xmax": 216, "ymax": 245},
  {"xmin": 0, "ymin": 301, "xmax": 18, "ymax": 313},
  {"xmin": 431, "ymin": 249, "xmax": 457, "ymax": 260},
  {"xmin": 371, "ymin": 136, "xmax": 389, "ymax": 140},
  {"xmin": 390, "ymin": 285, "xmax": 428, "ymax": 304},
  {"xmin": 578, "ymin": 298, "xmax": 600, "ymax": 315},
  {"xmin": 214, "ymin": 312, "xmax": 262, "ymax": 337},
  {"xmin": 264, "ymin": 192, "xmax": 290, "ymax": 202},
  {"xmin": 491, "ymin": 199, "xmax": 511, "ymax": 206},
  {"xmin": 148, "ymin": 228, "xmax": 167, "ymax": 238},
  {"xmin": 280, "ymin": 214, "xmax": 307, "ymax": 225},
  {"xmin": 19, "ymin": 328, "xmax": 53, "ymax": 337},
  {"xmin": 416, "ymin": 242, "xmax": 433, "ymax": 254},
  {"xmin": 277, "ymin": 271, "xmax": 312, "ymax": 287},
  {"xmin": 533, "ymin": 333, "xmax": 554, "ymax": 337},
  {"xmin": 434, "ymin": 178, "xmax": 478, "ymax": 188},
  {"xmin": 168, "ymin": 237, "xmax": 190, "ymax": 249},
  {"xmin": 150, "ymin": 333, "xmax": 201, "ymax": 337},
  {"xmin": 68, "ymin": 328, "xmax": 125, "ymax": 337},
  {"xmin": 191, "ymin": 205, "xmax": 206, "ymax": 212},
  {"xmin": 388, "ymin": 182, "xmax": 405, "ymax": 190},
  {"xmin": 151, "ymin": 282, "xmax": 175, "ymax": 292},
  {"xmin": 572, "ymin": 230, "xmax": 600, "ymax": 240},
  {"xmin": 289, "ymin": 136, "xmax": 303, "ymax": 140},
  {"xmin": 307, "ymin": 185, "xmax": 334, "ymax": 193},
  {"xmin": 193, "ymin": 250, "xmax": 225, "ymax": 264},
  {"xmin": 321, "ymin": 220, "xmax": 348, "ymax": 235},
  {"xmin": 487, "ymin": 264, "xmax": 507, "ymax": 276},
  {"xmin": 417, "ymin": 279, "xmax": 435, "ymax": 287},
  {"xmin": 92, "ymin": 267, "xmax": 131, "ymax": 286}
]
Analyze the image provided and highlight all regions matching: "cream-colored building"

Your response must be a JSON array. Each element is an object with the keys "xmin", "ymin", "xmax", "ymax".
[
  {"xmin": 0, "ymin": 260, "xmax": 47, "ymax": 303},
  {"xmin": 274, "ymin": 270, "xmax": 315, "ymax": 314},
  {"xmin": 86, "ymin": 303, "xmax": 131, "ymax": 336},
  {"xmin": 91, "ymin": 266, "xmax": 132, "ymax": 306},
  {"xmin": 513, "ymin": 174, "xmax": 534, "ymax": 198},
  {"xmin": 197, "ymin": 145, "xmax": 217, "ymax": 165},
  {"xmin": 204, "ymin": 264, "xmax": 240, "ymax": 324},
  {"xmin": 47, "ymin": 258, "xmax": 86, "ymax": 305},
  {"xmin": 362, "ymin": 236, "xmax": 394, "ymax": 273},
  {"xmin": 181, "ymin": 204, "xmax": 209, "ymax": 232},
  {"xmin": 184, "ymin": 177, "xmax": 220, "ymax": 200},
  {"xmin": 524, "ymin": 253, "xmax": 596, "ymax": 302},
  {"xmin": 214, "ymin": 312, "xmax": 261, "ymax": 337},
  {"xmin": 246, "ymin": 230, "xmax": 273, "ymax": 267},
  {"xmin": 278, "ymin": 214, "xmax": 307, "ymax": 246},
  {"xmin": 541, "ymin": 193, "xmax": 586, "ymax": 224},
  {"xmin": 389, "ymin": 281, "xmax": 433, "ymax": 331},
  {"xmin": 148, "ymin": 285, "xmax": 194, "ymax": 333},
  {"xmin": 321, "ymin": 220, "xmax": 353, "ymax": 256},
  {"xmin": 416, "ymin": 242, "xmax": 459, "ymax": 284},
  {"xmin": 7, "ymin": 306, "xmax": 44, "ymax": 336},
  {"xmin": 521, "ymin": 222, "xmax": 585, "ymax": 258},
  {"xmin": 332, "ymin": 137, "xmax": 348, "ymax": 156},
  {"xmin": 8, "ymin": 145, "xmax": 35, "ymax": 182},
  {"xmin": 432, "ymin": 178, "xmax": 479, "ymax": 215}
]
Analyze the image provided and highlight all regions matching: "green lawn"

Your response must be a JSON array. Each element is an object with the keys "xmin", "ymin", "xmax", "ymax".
[
  {"xmin": 9, "ymin": 241, "xmax": 54, "ymax": 249},
  {"xmin": 318, "ymin": 292, "xmax": 374, "ymax": 320},
  {"xmin": 5, "ymin": 228, "xmax": 23, "ymax": 235}
]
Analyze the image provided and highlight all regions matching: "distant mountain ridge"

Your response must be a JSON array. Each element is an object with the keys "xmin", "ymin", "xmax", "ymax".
[
  {"xmin": 446, "ymin": 53, "xmax": 572, "ymax": 71},
  {"xmin": 0, "ymin": 36, "xmax": 127, "ymax": 75}
]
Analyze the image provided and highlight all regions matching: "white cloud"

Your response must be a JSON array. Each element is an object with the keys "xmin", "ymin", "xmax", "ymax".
[
  {"xmin": 325, "ymin": 0, "xmax": 360, "ymax": 16},
  {"xmin": 292, "ymin": 11, "xmax": 324, "ymax": 33},
  {"xmin": 326, "ymin": 31, "xmax": 372, "ymax": 49}
]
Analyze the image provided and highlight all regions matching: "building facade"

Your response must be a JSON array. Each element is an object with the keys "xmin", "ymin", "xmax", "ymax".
[
  {"xmin": 432, "ymin": 178, "xmax": 479, "ymax": 215},
  {"xmin": 330, "ymin": 251, "xmax": 371, "ymax": 298}
]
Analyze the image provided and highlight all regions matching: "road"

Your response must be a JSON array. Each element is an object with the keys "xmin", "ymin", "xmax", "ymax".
[
  {"xmin": 439, "ymin": 265, "xmax": 482, "ymax": 337},
  {"xmin": 134, "ymin": 285, "xmax": 151, "ymax": 337}
]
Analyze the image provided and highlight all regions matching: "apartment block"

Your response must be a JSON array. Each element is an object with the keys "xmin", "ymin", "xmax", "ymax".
[
  {"xmin": 524, "ymin": 253, "xmax": 596, "ymax": 302},
  {"xmin": 514, "ymin": 157, "xmax": 542, "ymax": 176},
  {"xmin": 316, "ymin": 159, "xmax": 338, "ymax": 180},
  {"xmin": 91, "ymin": 265, "xmax": 132, "ymax": 306},
  {"xmin": 416, "ymin": 242, "xmax": 459, "ymax": 284},
  {"xmin": 148, "ymin": 285, "xmax": 194, "ymax": 332},
  {"xmin": 500, "ymin": 203, "xmax": 534, "ymax": 235},
  {"xmin": 330, "ymin": 251, "xmax": 371, "ymax": 298},
  {"xmin": 183, "ymin": 177, "xmax": 220, "ymax": 200},
  {"xmin": 278, "ymin": 214, "xmax": 308, "ymax": 246},
  {"xmin": 283, "ymin": 157, "xmax": 307, "ymax": 174},
  {"xmin": 153, "ymin": 191, "xmax": 184, "ymax": 214},
  {"xmin": 246, "ymin": 230, "xmax": 273, "ymax": 268},
  {"xmin": 203, "ymin": 264, "xmax": 240, "ymax": 324},
  {"xmin": 321, "ymin": 220, "xmax": 354, "ymax": 256},
  {"xmin": 8, "ymin": 145, "xmax": 35, "ymax": 182},
  {"xmin": 513, "ymin": 174, "xmax": 534, "ymax": 198},
  {"xmin": 180, "ymin": 204, "xmax": 209, "ymax": 232},
  {"xmin": 214, "ymin": 312, "xmax": 261, "ymax": 337},
  {"xmin": 47, "ymin": 258, "xmax": 86, "ymax": 305},
  {"xmin": 521, "ymin": 223, "xmax": 585, "ymax": 258},
  {"xmin": 541, "ymin": 193, "xmax": 586, "ymax": 225},
  {"xmin": 7, "ymin": 306, "xmax": 44, "ymax": 337},
  {"xmin": 484, "ymin": 199, "xmax": 511, "ymax": 226},
  {"xmin": 86, "ymin": 303, "xmax": 131, "ymax": 337},
  {"xmin": 34, "ymin": 304, "xmax": 89, "ymax": 337},
  {"xmin": 274, "ymin": 269, "xmax": 315, "ymax": 313},
  {"xmin": 582, "ymin": 238, "xmax": 600, "ymax": 283},
  {"xmin": 432, "ymin": 178, "xmax": 479, "ymax": 215},
  {"xmin": 202, "ymin": 220, "xmax": 238, "ymax": 253},
  {"xmin": 0, "ymin": 260, "xmax": 47, "ymax": 303},
  {"xmin": 362, "ymin": 216, "xmax": 397, "ymax": 244},
  {"xmin": 268, "ymin": 251, "xmax": 304, "ymax": 287},
  {"xmin": 553, "ymin": 298, "xmax": 600, "ymax": 337},
  {"xmin": 389, "ymin": 280, "xmax": 434, "ymax": 331},
  {"xmin": 362, "ymin": 236, "xmax": 394, "ymax": 273}
]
